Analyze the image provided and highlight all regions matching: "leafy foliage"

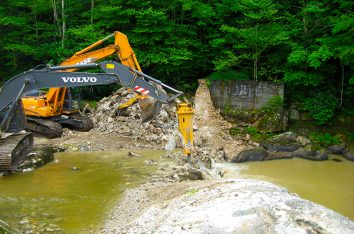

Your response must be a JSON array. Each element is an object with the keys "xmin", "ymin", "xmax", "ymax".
[
  {"xmin": 303, "ymin": 91, "xmax": 339, "ymax": 125},
  {"xmin": 0, "ymin": 0, "xmax": 352, "ymax": 125},
  {"xmin": 308, "ymin": 132, "xmax": 341, "ymax": 147}
]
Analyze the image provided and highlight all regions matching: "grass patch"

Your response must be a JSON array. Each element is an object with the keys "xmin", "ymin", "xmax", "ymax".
[
  {"xmin": 79, "ymin": 100, "xmax": 98, "ymax": 110},
  {"xmin": 186, "ymin": 188, "xmax": 198, "ymax": 196}
]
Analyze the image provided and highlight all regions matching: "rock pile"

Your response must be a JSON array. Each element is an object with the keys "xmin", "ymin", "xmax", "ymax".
[{"xmin": 89, "ymin": 88, "xmax": 180, "ymax": 148}]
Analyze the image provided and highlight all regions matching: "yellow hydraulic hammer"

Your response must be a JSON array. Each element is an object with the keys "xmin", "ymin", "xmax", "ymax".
[{"xmin": 177, "ymin": 103, "xmax": 194, "ymax": 162}]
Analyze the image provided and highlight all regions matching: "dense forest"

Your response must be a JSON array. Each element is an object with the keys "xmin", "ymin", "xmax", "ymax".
[{"xmin": 0, "ymin": 0, "xmax": 353, "ymax": 125}]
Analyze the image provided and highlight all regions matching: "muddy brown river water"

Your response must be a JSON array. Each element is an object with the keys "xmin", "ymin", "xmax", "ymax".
[
  {"xmin": 1, "ymin": 151, "xmax": 353, "ymax": 233},
  {"xmin": 0, "ymin": 150, "xmax": 164, "ymax": 233},
  {"xmin": 236, "ymin": 156, "xmax": 354, "ymax": 220}
]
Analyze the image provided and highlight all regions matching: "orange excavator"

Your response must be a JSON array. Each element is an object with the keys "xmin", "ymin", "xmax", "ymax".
[
  {"xmin": 21, "ymin": 32, "xmax": 151, "ymax": 138},
  {"xmin": 0, "ymin": 31, "xmax": 194, "ymax": 171},
  {"xmin": 0, "ymin": 59, "xmax": 193, "ymax": 171}
]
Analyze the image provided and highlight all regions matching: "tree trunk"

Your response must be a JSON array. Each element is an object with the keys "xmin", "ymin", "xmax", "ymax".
[
  {"xmin": 34, "ymin": 12, "xmax": 38, "ymax": 41},
  {"xmin": 339, "ymin": 61, "xmax": 344, "ymax": 108},
  {"xmin": 12, "ymin": 48, "xmax": 16, "ymax": 70},
  {"xmin": 254, "ymin": 56, "xmax": 258, "ymax": 81},
  {"xmin": 52, "ymin": 0, "xmax": 61, "ymax": 38},
  {"xmin": 61, "ymin": 0, "xmax": 66, "ymax": 48},
  {"xmin": 303, "ymin": 0, "xmax": 308, "ymax": 34},
  {"xmin": 90, "ymin": 0, "xmax": 94, "ymax": 25}
]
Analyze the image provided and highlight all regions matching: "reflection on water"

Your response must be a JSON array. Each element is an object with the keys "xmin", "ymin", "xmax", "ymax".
[
  {"xmin": 236, "ymin": 156, "xmax": 354, "ymax": 220},
  {"xmin": 0, "ymin": 150, "xmax": 164, "ymax": 233}
]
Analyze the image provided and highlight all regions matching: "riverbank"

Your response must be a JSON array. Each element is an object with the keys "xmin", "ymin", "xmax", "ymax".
[
  {"xmin": 2, "ymin": 79, "xmax": 353, "ymax": 233},
  {"xmin": 101, "ymin": 168, "xmax": 354, "ymax": 233}
]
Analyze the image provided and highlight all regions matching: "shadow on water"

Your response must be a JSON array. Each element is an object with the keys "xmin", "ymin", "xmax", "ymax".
[{"xmin": 0, "ymin": 149, "xmax": 164, "ymax": 233}]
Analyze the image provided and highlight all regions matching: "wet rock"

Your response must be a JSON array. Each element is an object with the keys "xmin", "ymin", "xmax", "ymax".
[
  {"xmin": 17, "ymin": 146, "xmax": 56, "ymax": 172},
  {"xmin": 267, "ymin": 151, "xmax": 293, "ymax": 160},
  {"xmin": 260, "ymin": 132, "xmax": 301, "ymax": 152},
  {"xmin": 252, "ymin": 112, "xmax": 287, "ymax": 133},
  {"xmin": 261, "ymin": 142, "xmax": 300, "ymax": 152},
  {"xmin": 19, "ymin": 219, "xmax": 30, "ymax": 225},
  {"xmin": 328, "ymin": 145, "xmax": 345, "ymax": 154},
  {"xmin": 177, "ymin": 165, "xmax": 204, "ymax": 181},
  {"xmin": 144, "ymin": 160, "xmax": 157, "ymax": 166},
  {"xmin": 268, "ymin": 132, "xmax": 297, "ymax": 142},
  {"xmin": 314, "ymin": 149, "xmax": 329, "ymax": 161},
  {"xmin": 128, "ymin": 152, "xmax": 141, "ymax": 157},
  {"xmin": 232, "ymin": 146, "xmax": 268, "ymax": 163},
  {"xmin": 291, "ymin": 147, "xmax": 314, "ymax": 158},
  {"xmin": 342, "ymin": 147, "xmax": 354, "ymax": 161},
  {"xmin": 45, "ymin": 227, "xmax": 55, "ymax": 232},
  {"xmin": 72, "ymin": 166, "xmax": 80, "ymax": 171},
  {"xmin": 293, "ymin": 147, "xmax": 328, "ymax": 161}
]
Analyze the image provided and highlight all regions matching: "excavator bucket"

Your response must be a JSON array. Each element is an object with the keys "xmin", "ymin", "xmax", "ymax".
[
  {"xmin": 138, "ymin": 97, "xmax": 162, "ymax": 123},
  {"xmin": 138, "ymin": 82, "xmax": 166, "ymax": 123}
]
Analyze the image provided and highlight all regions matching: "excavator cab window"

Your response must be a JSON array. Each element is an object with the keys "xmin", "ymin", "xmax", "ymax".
[{"xmin": 23, "ymin": 90, "xmax": 47, "ymax": 97}]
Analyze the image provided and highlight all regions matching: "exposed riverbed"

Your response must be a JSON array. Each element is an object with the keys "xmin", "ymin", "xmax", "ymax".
[
  {"xmin": 0, "ymin": 149, "xmax": 165, "ymax": 233},
  {"xmin": 222, "ymin": 156, "xmax": 354, "ymax": 220}
]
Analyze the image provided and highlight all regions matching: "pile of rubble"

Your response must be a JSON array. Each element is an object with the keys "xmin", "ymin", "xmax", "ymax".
[{"xmin": 89, "ymin": 88, "xmax": 180, "ymax": 148}]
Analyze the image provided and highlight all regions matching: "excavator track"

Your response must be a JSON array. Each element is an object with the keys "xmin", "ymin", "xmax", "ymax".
[
  {"xmin": 0, "ymin": 132, "xmax": 33, "ymax": 171},
  {"xmin": 26, "ymin": 117, "xmax": 63, "ymax": 139}
]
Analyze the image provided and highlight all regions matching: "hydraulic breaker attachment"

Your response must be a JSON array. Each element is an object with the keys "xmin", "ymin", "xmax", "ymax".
[{"xmin": 177, "ymin": 103, "xmax": 194, "ymax": 162}]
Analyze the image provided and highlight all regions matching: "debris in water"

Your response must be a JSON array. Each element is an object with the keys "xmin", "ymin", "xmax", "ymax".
[
  {"xmin": 72, "ymin": 166, "xmax": 80, "ymax": 171},
  {"xmin": 128, "ymin": 152, "xmax": 141, "ymax": 157}
]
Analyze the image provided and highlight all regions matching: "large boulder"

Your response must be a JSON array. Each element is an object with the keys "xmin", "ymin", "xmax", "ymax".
[
  {"xmin": 291, "ymin": 147, "xmax": 314, "ymax": 158},
  {"xmin": 260, "ymin": 132, "xmax": 311, "ymax": 153},
  {"xmin": 292, "ymin": 146, "xmax": 328, "ymax": 161},
  {"xmin": 267, "ymin": 151, "xmax": 293, "ymax": 160},
  {"xmin": 117, "ymin": 179, "xmax": 354, "ymax": 234},
  {"xmin": 252, "ymin": 112, "xmax": 287, "ymax": 133},
  {"xmin": 261, "ymin": 132, "xmax": 301, "ymax": 152},
  {"xmin": 327, "ymin": 145, "xmax": 345, "ymax": 154},
  {"xmin": 343, "ymin": 146, "xmax": 354, "ymax": 161},
  {"xmin": 231, "ymin": 146, "xmax": 268, "ymax": 163}
]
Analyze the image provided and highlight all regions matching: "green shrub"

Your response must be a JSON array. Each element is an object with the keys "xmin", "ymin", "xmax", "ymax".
[
  {"xmin": 79, "ymin": 100, "xmax": 98, "ymax": 110},
  {"xmin": 207, "ymin": 70, "xmax": 250, "ymax": 81},
  {"xmin": 303, "ymin": 91, "xmax": 338, "ymax": 125},
  {"xmin": 309, "ymin": 132, "xmax": 340, "ymax": 147},
  {"xmin": 245, "ymin": 126, "xmax": 258, "ymax": 136}
]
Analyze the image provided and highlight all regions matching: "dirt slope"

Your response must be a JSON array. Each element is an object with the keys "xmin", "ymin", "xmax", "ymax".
[{"xmin": 193, "ymin": 80, "xmax": 253, "ymax": 161}]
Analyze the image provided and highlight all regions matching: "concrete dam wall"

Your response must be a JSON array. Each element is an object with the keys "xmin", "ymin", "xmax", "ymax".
[{"xmin": 209, "ymin": 80, "xmax": 284, "ymax": 110}]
